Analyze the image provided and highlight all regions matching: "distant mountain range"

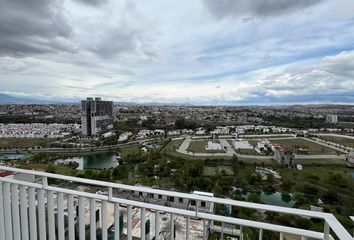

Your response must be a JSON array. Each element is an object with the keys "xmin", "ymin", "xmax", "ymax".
[
  {"xmin": 0, "ymin": 93, "xmax": 63, "ymax": 104},
  {"xmin": 0, "ymin": 93, "xmax": 32, "ymax": 103},
  {"xmin": 0, "ymin": 93, "xmax": 193, "ymax": 106},
  {"xmin": 0, "ymin": 93, "xmax": 353, "ymax": 108}
]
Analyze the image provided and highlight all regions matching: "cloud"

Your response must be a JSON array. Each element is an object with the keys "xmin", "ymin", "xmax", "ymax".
[
  {"xmin": 203, "ymin": 0, "xmax": 327, "ymax": 18},
  {"xmin": 227, "ymin": 50, "xmax": 354, "ymax": 104},
  {"xmin": 0, "ymin": 0, "xmax": 353, "ymax": 105},
  {"xmin": 73, "ymin": 0, "xmax": 107, "ymax": 6},
  {"xmin": 0, "ymin": 0, "xmax": 77, "ymax": 57}
]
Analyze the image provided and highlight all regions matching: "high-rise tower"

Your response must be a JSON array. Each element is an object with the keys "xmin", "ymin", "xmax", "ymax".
[{"xmin": 81, "ymin": 97, "xmax": 113, "ymax": 136}]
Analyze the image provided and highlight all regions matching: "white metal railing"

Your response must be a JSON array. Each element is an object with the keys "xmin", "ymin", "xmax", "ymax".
[{"xmin": 0, "ymin": 166, "xmax": 353, "ymax": 240}]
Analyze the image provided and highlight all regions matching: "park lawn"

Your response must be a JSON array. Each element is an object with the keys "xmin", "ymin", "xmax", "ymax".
[
  {"xmin": 119, "ymin": 145, "xmax": 141, "ymax": 158},
  {"xmin": 295, "ymin": 158, "xmax": 346, "ymax": 165},
  {"xmin": 203, "ymin": 166, "xmax": 217, "ymax": 176},
  {"xmin": 164, "ymin": 139, "xmax": 232, "ymax": 160},
  {"xmin": 0, "ymin": 137, "xmax": 54, "ymax": 149},
  {"xmin": 270, "ymin": 138, "xmax": 337, "ymax": 155},
  {"xmin": 161, "ymin": 139, "xmax": 183, "ymax": 153},
  {"xmin": 203, "ymin": 166, "xmax": 234, "ymax": 176},
  {"xmin": 318, "ymin": 136, "xmax": 354, "ymax": 148},
  {"xmin": 187, "ymin": 140, "xmax": 225, "ymax": 153},
  {"xmin": 278, "ymin": 166, "xmax": 354, "ymax": 215}
]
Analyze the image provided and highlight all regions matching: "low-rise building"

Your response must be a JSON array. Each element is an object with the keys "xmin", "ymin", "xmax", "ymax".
[
  {"xmin": 255, "ymin": 139, "xmax": 272, "ymax": 153},
  {"xmin": 273, "ymin": 146, "xmax": 295, "ymax": 167},
  {"xmin": 118, "ymin": 132, "xmax": 132, "ymax": 142},
  {"xmin": 326, "ymin": 115, "xmax": 338, "ymax": 123},
  {"xmin": 137, "ymin": 130, "xmax": 153, "ymax": 139},
  {"xmin": 205, "ymin": 140, "xmax": 223, "ymax": 151},
  {"xmin": 232, "ymin": 139, "xmax": 253, "ymax": 150}
]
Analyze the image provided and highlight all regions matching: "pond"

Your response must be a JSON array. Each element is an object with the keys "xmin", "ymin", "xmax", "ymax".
[
  {"xmin": 233, "ymin": 187, "xmax": 295, "ymax": 207},
  {"xmin": 0, "ymin": 154, "xmax": 30, "ymax": 161},
  {"xmin": 56, "ymin": 152, "xmax": 119, "ymax": 170}
]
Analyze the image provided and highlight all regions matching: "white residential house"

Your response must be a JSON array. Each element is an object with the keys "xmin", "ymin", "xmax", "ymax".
[
  {"xmin": 195, "ymin": 128, "xmax": 206, "ymax": 135},
  {"xmin": 205, "ymin": 140, "xmax": 223, "ymax": 151},
  {"xmin": 153, "ymin": 129, "xmax": 165, "ymax": 136},
  {"xmin": 167, "ymin": 130, "xmax": 181, "ymax": 136},
  {"xmin": 118, "ymin": 132, "xmax": 132, "ymax": 142},
  {"xmin": 233, "ymin": 139, "xmax": 253, "ymax": 150},
  {"xmin": 137, "ymin": 130, "xmax": 152, "ymax": 139},
  {"xmin": 256, "ymin": 139, "xmax": 271, "ymax": 153}
]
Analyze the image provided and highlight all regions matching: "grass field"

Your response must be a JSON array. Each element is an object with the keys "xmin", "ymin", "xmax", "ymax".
[
  {"xmin": 0, "ymin": 138, "xmax": 54, "ymax": 149},
  {"xmin": 279, "ymin": 166, "xmax": 354, "ymax": 214},
  {"xmin": 118, "ymin": 145, "xmax": 141, "ymax": 158},
  {"xmin": 203, "ymin": 166, "xmax": 234, "ymax": 176},
  {"xmin": 295, "ymin": 158, "xmax": 346, "ymax": 165},
  {"xmin": 270, "ymin": 138, "xmax": 337, "ymax": 155},
  {"xmin": 187, "ymin": 140, "xmax": 225, "ymax": 153},
  {"xmin": 318, "ymin": 136, "xmax": 354, "ymax": 148}
]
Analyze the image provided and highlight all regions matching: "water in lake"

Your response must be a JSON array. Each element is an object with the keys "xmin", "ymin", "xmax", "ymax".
[
  {"xmin": 57, "ymin": 152, "xmax": 119, "ymax": 170},
  {"xmin": 0, "ymin": 154, "xmax": 30, "ymax": 160},
  {"xmin": 233, "ymin": 187, "xmax": 295, "ymax": 207}
]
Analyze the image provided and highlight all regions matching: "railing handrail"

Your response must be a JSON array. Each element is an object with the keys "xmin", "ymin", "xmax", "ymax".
[
  {"xmin": 0, "ymin": 176, "xmax": 326, "ymax": 239},
  {"xmin": 0, "ymin": 166, "xmax": 352, "ymax": 240}
]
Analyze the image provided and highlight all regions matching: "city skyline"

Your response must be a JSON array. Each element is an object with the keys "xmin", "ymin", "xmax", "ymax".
[{"xmin": 1, "ymin": 0, "xmax": 354, "ymax": 105}]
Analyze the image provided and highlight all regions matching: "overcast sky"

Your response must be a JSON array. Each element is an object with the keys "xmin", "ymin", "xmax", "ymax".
[{"xmin": 1, "ymin": 0, "xmax": 354, "ymax": 105}]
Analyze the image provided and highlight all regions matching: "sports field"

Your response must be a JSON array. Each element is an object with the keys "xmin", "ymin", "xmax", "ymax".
[
  {"xmin": 187, "ymin": 140, "xmax": 225, "ymax": 153},
  {"xmin": 270, "ymin": 138, "xmax": 336, "ymax": 155}
]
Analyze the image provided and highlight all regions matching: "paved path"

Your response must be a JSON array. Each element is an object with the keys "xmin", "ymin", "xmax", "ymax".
[
  {"xmin": 295, "ymin": 154, "xmax": 345, "ymax": 160},
  {"xmin": 240, "ymin": 134, "xmax": 296, "ymax": 138},
  {"xmin": 0, "ymin": 137, "xmax": 163, "ymax": 154},
  {"xmin": 317, "ymin": 133, "xmax": 354, "ymax": 139},
  {"xmin": 300, "ymin": 137, "xmax": 349, "ymax": 154},
  {"xmin": 177, "ymin": 137, "xmax": 192, "ymax": 153}
]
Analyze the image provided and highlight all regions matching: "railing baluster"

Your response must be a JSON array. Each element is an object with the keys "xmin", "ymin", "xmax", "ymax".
[
  {"xmin": 67, "ymin": 195, "xmax": 75, "ymax": 240},
  {"xmin": 57, "ymin": 192, "xmax": 65, "ymax": 240},
  {"xmin": 324, "ymin": 221, "xmax": 330, "ymax": 240},
  {"xmin": 3, "ymin": 182, "xmax": 13, "ymax": 240},
  {"xmin": 102, "ymin": 200, "xmax": 108, "ymax": 240},
  {"xmin": 90, "ymin": 199, "xmax": 96, "ymax": 240},
  {"xmin": 170, "ymin": 213, "xmax": 174, "ymax": 240},
  {"xmin": 11, "ymin": 183, "xmax": 21, "ymax": 240},
  {"xmin": 280, "ymin": 232, "xmax": 284, "ymax": 240},
  {"xmin": 259, "ymin": 228, "xmax": 263, "ymax": 240},
  {"xmin": 155, "ymin": 211, "xmax": 160, "ymax": 240},
  {"xmin": 28, "ymin": 187, "xmax": 37, "ymax": 240},
  {"xmin": 47, "ymin": 190, "xmax": 56, "ymax": 240},
  {"xmin": 19, "ymin": 185, "xmax": 29, "ymax": 240},
  {"xmin": 185, "ymin": 216, "xmax": 189, "ymax": 240},
  {"xmin": 127, "ymin": 205, "xmax": 132, "ymax": 240},
  {"xmin": 114, "ymin": 203, "xmax": 120, "ymax": 240},
  {"xmin": 221, "ymin": 222, "xmax": 224, "ymax": 240},
  {"xmin": 37, "ymin": 189, "xmax": 46, "ymax": 240},
  {"xmin": 78, "ymin": 196, "xmax": 85, "ymax": 240},
  {"xmin": 0, "ymin": 182, "xmax": 6, "ymax": 240},
  {"xmin": 203, "ymin": 219, "xmax": 207, "ymax": 240},
  {"xmin": 141, "ymin": 207, "xmax": 146, "ymax": 240}
]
